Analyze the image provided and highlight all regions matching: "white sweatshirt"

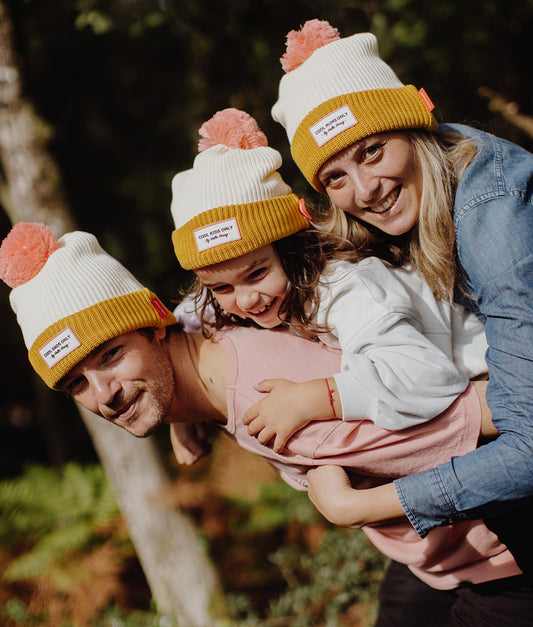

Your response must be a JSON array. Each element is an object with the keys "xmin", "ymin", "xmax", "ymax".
[{"xmin": 316, "ymin": 258, "xmax": 487, "ymax": 429}]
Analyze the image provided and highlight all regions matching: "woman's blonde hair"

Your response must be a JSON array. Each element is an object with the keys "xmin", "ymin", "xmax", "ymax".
[{"xmin": 313, "ymin": 129, "xmax": 477, "ymax": 301}]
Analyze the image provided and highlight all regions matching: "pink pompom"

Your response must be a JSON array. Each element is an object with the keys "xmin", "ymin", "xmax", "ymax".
[
  {"xmin": 281, "ymin": 19, "xmax": 340, "ymax": 72},
  {"xmin": 0, "ymin": 222, "xmax": 58, "ymax": 288},
  {"xmin": 198, "ymin": 108, "xmax": 268, "ymax": 152}
]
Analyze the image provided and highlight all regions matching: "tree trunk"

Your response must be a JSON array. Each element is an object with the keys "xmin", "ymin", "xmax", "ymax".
[{"xmin": 0, "ymin": 2, "xmax": 225, "ymax": 623}]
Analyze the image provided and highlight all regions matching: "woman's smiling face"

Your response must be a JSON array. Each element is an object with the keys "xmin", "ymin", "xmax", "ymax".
[{"xmin": 318, "ymin": 131, "xmax": 422, "ymax": 236}]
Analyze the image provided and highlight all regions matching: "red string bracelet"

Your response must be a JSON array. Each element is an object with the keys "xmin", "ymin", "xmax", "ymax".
[{"xmin": 325, "ymin": 378, "xmax": 337, "ymax": 419}]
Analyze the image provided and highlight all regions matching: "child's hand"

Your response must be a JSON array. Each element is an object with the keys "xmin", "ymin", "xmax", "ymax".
[
  {"xmin": 243, "ymin": 378, "xmax": 338, "ymax": 453},
  {"xmin": 307, "ymin": 466, "xmax": 405, "ymax": 528},
  {"xmin": 170, "ymin": 422, "xmax": 211, "ymax": 466}
]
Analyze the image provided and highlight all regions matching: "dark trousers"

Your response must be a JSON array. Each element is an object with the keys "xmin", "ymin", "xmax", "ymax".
[
  {"xmin": 484, "ymin": 504, "xmax": 533, "ymax": 576},
  {"xmin": 375, "ymin": 560, "xmax": 533, "ymax": 627}
]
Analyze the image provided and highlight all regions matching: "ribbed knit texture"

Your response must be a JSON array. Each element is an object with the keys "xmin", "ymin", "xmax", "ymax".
[
  {"xmin": 272, "ymin": 31, "xmax": 437, "ymax": 190},
  {"xmin": 170, "ymin": 143, "xmax": 309, "ymax": 269},
  {"xmin": 9, "ymin": 231, "xmax": 175, "ymax": 389}
]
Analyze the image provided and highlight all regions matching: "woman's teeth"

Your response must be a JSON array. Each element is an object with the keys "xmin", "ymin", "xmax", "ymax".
[{"xmin": 370, "ymin": 187, "xmax": 400, "ymax": 213}]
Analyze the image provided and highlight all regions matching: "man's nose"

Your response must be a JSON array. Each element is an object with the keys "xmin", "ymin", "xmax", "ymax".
[{"xmin": 87, "ymin": 371, "xmax": 120, "ymax": 407}]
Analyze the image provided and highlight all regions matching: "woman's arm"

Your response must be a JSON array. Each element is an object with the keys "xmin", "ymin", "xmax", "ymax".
[{"xmin": 307, "ymin": 466, "xmax": 406, "ymax": 528}]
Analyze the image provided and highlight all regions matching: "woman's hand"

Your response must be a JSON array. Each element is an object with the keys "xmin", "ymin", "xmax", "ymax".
[
  {"xmin": 307, "ymin": 466, "xmax": 365, "ymax": 528},
  {"xmin": 307, "ymin": 465, "xmax": 406, "ymax": 529}
]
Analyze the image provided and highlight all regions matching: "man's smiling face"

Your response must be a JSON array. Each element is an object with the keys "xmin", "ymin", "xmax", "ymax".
[{"xmin": 60, "ymin": 328, "xmax": 175, "ymax": 438}]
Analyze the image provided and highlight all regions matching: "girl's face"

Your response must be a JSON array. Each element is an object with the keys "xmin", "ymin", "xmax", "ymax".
[
  {"xmin": 195, "ymin": 245, "xmax": 289, "ymax": 329},
  {"xmin": 317, "ymin": 132, "xmax": 422, "ymax": 237}
]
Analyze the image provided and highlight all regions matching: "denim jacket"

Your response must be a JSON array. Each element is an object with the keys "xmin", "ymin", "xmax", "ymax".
[{"xmin": 395, "ymin": 123, "xmax": 533, "ymax": 537}]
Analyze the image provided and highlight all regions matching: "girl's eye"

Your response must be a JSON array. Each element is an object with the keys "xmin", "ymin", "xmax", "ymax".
[
  {"xmin": 248, "ymin": 268, "xmax": 267, "ymax": 281},
  {"xmin": 211, "ymin": 285, "xmax": 232, "ymax": 294}
]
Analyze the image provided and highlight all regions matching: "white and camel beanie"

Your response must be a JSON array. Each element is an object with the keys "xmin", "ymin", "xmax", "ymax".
[
  {"xmin": 170, "ymin": 108, "xmax": 311, "ymax": 270},
  {"xmin": 271, "ymin": 19, "xmax": 438, "ymax": 191},
  {"xmin": 0, "ymin": 223, "xmax": 176, "ymax": 389}
]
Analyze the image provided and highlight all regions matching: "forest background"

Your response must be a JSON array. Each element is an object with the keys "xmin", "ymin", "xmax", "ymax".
[{"xmin": 0, "ymin": 1, "xmax": 532, "ymax": 626}]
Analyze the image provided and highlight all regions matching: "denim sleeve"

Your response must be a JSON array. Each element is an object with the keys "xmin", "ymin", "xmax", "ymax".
[{"xmin": 394, "ymin": 192, "xmax": 533, "ymax": 537}]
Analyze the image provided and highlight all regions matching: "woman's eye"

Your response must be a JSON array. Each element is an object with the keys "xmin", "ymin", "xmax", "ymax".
[
  {"xmin": 323, "ymin": 172, "xmax": 343, "ymax": 188},
  {"xmin": 362, "ymin": 143, "xmax": 384, "ymax": 160}
]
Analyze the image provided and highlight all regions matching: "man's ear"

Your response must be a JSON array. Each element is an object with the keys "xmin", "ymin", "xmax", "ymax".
[{"xmin": 155, "ymin": 326, "xmax": 167, "ymax": 341}]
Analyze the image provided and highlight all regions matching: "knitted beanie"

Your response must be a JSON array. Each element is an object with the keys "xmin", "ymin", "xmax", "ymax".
[
  {"xmin": 271, "ymin": 19, "xmax": 438, "ymax": 191},
  {"xmin": 0, "ymin": 223, "xmax": 176, "ymax": 389},
  {"xmin": 170, "ymin": 108, "xmax": 310, "ymax": 270}
]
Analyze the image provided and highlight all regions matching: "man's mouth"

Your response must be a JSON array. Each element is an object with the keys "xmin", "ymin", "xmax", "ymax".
[
  {"xmin": 110, "ymin": 393, "xmax": 140, "ymax": 423},
  {"xmin": 368, "ymin": 186, "xmax": 400, "ymax": 214}
]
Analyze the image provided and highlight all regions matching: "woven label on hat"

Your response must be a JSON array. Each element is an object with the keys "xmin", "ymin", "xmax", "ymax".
[
  {"xmin": 39, "ymin": 327, "xmax": 81, "ymax": 369},
  {"xmin": 309, "ymin": 105, "xmax": 358, "ymax": 147},
  {"xmin": 194, "ymin": 217, "xmax": 241, "ymax": 252}
]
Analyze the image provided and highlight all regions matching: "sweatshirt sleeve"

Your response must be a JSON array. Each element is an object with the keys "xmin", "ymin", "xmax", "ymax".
[{"xmin": 321, "ymin": 259, "xmax": 469, "ymax": 430}]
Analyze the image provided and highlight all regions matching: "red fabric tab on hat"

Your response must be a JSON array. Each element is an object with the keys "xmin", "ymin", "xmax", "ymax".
[
  {"xmin": 418, "ymin": 87, "xmax": 435, "ymax": 112},
  {"xmin": 151, "ymin": 296, "xmax": 169, "ymax": 318},
  {"xmin": 298, "ymin": 198, "xmax": 312, "ymax": 220}
]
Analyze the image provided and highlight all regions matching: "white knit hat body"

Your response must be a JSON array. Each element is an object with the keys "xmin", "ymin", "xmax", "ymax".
[
  {"xmin": 272, "ymin": 33, "xmax": 403, "ymax": 143},
  {"xmin": 11, "ymin": 231, "xmax": 145, "ymax": 349},
  {"xmin": 1, "ymin": 224, "xmax": 175, "ymax": 388},
  {"xmin": 171, "ymin": 144, "xmax": 293, "ymax": 230},
  {"xmin": 271, "ymin": 24, "xmax": 437, "ymax": 190}
]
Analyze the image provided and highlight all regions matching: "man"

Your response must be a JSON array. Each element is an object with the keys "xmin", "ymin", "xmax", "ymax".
[{"xmin": 1, "ymin": 222, "xmax": 529, "ymax": 626}]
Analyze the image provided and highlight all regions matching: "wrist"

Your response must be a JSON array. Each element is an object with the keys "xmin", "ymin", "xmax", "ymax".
[{"xmin": 324, "ymin": 377, "xmax": 341, "ymax": 420}]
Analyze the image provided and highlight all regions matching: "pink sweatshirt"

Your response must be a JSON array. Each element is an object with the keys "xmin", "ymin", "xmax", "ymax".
[{"xmin": 218, "ymin": 326, "xmax": 520, "ymax": 589}]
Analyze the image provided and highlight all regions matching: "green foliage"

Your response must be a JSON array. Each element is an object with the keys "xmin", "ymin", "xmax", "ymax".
[
  {"xmin": 268, "ymin": 528, "xmax": 388, "ymax": 626},
  {"xmin": 0, "ymin": 462, "xmax": 123, "ymax": 583},
  {"xmin": 222, "ymin": 479, "xmax": 388, "ymax": 626},
  {"xmin": 229, "ymin": 480, "xmax": 320, "ymax": 533},
  {"xmin": 1, "ymin": 598, "xmax": 180, "ymax": 627}
]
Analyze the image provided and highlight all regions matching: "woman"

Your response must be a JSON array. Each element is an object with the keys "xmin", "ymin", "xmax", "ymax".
[{"xmin": 271, "ymin": 18, "xmax": 533, "ymax": 625}]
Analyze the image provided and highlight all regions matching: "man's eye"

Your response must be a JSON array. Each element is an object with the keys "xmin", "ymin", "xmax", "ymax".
[
  {"xmin": 102, "ymin": 346, "xmax": 121, "ymax": 363},
  {"xmin": 66, "ymin": 377, "xmax": 86, "ymax": 397}
]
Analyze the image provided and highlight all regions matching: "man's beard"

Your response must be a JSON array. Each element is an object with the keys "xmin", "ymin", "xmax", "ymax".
[{"xmin": 115, "ymin": 359, "xmax": 175, "ymax": 438}]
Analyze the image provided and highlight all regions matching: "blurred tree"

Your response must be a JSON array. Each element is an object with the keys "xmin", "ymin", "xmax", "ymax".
[{"xmin": 0, "ymin": 1, "xmax": 225, "ymax": 623}]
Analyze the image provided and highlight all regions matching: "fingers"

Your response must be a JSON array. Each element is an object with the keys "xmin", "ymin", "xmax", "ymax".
[
  {"xmin": 253, "ymin": 378, "xmax": 280, "ymax": 393},
  {"xmin": 272, "ymin": 432, "xmax": 289, "ymax": 453}
]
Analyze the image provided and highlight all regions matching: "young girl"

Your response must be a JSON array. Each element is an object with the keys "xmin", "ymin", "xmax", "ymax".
[
  {"xmin": 170, "ymin": 108, "xmax": 486, "ymax": 455},
  {"xmin": 270, "ymin": 16, "xmax": 533, "ymax": 619}
]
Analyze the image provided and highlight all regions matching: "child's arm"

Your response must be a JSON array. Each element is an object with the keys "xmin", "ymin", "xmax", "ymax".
[
  {"xmin": 170, "ymin": 422, "xmax": 211, "ymax": 465},
  {"xmin": 243, "ymin": 377, "xmax": 341, "ymax": 452},
  {"xmin": 307, "ymin": 466, "xmax": 406, "ymax": 528}
]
